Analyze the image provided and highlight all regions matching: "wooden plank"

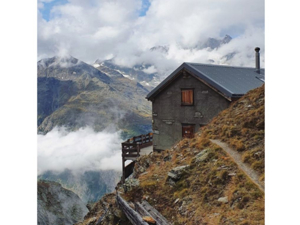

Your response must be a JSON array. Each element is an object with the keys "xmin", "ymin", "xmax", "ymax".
[
  {"xmin": 122, "ymin": 147, "xmax": 138, "ymax": 151},
  {"xmin": 135, "ymin": 202, "xmax": 152, "ymax": 217},
  {"xmin": 139, "ymin": 142, "xmax": 153, "ymax": 149},
  {"xmin": 124, "ymin": 157, "xmax": 139, "ymax": 161},
  {"xmin": 122, "ymin": 148, "xmax": 138, "ymax": 153},
  {"xmin": 122, "ymin": 143, "xmax": 138, "ymax": 148},
  {"xmin": 122, "ymin": 154, "xmax": 139, "ymax": 158},
  {"xmin": 140, "ymin": 201, "xmax": 171, "ymax": 225},
  {"xmin": 116, "ymin": 194, "xmax": 149, "ymax": 225}
]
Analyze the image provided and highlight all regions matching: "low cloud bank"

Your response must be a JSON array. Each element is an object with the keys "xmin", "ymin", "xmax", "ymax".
[{"xmin": 38, "ymin": 127, "xmax": 123, "ymax": 175}]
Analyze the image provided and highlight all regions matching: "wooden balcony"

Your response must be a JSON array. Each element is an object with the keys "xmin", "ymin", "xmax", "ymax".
[{"xmin": 122, "ymin": 132, "xmax": 153, "ymax": 183}]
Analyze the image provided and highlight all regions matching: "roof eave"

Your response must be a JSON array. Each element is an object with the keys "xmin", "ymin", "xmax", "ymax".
[
  {"xmin": 146, "ymin": 63, "xmax": 187, "ymax": 101},
  {"xmin": 183, "ymin": 63, "xmax": 235, "ymax": 101}
]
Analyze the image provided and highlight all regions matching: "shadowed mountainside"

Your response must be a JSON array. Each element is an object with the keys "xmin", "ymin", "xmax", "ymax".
[{"xmin": 37, "ymin": 56, "xmax": 152, "ymax": 138}]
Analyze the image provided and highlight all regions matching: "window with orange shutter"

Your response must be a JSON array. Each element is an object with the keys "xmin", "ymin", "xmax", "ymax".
[{"xmin": 181, "ymin": 89, "xmax": 194, "ymax": 105}]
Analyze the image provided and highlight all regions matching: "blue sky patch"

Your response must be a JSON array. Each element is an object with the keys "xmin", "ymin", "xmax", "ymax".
[
  {"xmin": 39, "ymin": 0, "xmax": 68, "ymax": 21},
  {"xmin": 139, "ymin": 0, "xmax": 151, "ymax": 17}
]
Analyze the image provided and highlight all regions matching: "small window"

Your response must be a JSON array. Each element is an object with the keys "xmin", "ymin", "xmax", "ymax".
[{"xmin": 181, "ymin": 89, "xmax": 194, "ymax": 105}]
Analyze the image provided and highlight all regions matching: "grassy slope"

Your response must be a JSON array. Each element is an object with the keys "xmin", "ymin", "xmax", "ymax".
[
  {"xmin": 203, "ymin": 84, "xmax": 265, "ymax": 179},
  {"xmin": 123, "ymin": 85, "xmax": 265, "ymax": 225}
]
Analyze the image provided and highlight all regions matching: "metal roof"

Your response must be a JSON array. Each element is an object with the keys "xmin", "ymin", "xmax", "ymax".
[{"xmin": 146, "ymin": 62, "xmax": 265, "ymax": 101}]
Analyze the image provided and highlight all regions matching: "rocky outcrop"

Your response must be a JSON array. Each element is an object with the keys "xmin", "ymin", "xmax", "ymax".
[
  {"xmin": 123, "ymin": 178, "xmax": 140, "ymax": 192},
  {"xmin": 167, "ymin": 165, "xmax": 190, "ymax": 183},
  {"xmin": 75, "ymin": 193, "xmax": 131, "ymax": 225},
  {"xmin": 194, "ymin": 149, "xmax": 211, "ymax": 163},
  {"xmin": 38, "ymin": 180, "xmax": 88, "ymax": 225}
]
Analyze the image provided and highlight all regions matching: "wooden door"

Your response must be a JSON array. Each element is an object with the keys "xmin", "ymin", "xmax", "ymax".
[{"xmin": 182, "ymin": 125, "xmax": 195, "ymax": 138}]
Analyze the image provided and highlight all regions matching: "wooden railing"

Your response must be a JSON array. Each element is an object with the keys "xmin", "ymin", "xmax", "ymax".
[{"xmin": 122, "ymin": 132, "xmax": 153, "ymax": 159}]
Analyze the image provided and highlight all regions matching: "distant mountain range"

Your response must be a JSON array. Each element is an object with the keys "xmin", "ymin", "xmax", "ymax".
[
  {"xmin": 93, "ymin": 59, "xmax": 159, "ymax": 88},
  {"xmin": 38, "ymin": 55, "xmax": 152, "ymax": 138},
  {"xmin": 91, "ymin": 35, "xmax": 236, "ymax": 85}
]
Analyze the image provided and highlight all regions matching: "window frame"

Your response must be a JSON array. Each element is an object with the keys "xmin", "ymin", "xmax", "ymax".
[{"xmin": 181, "ymin": 88, "xmax": 194, "ymax": 106}]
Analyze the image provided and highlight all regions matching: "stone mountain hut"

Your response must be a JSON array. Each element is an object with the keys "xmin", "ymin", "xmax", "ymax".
[{"xmin": 146, "ymin": 47, "xmax": 265, "ymax": 151}]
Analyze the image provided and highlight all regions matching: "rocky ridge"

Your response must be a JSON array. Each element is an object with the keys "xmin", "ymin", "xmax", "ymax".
[
  {"xmin": 38, "ymin": 55, "xmax": 152, "ymax": 137},
  {"xmin": 38, "ymin": 180, "xmax": 89, "ymax": 225}
]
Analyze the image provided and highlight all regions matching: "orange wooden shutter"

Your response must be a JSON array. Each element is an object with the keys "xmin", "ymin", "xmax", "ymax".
[
  {"xmin": 187, "ymin": 90, "xmax": 193, "ymax": 104},
  {"xmin": 182, "ymin": 90, "xmax": 186, "ymax": 103}
]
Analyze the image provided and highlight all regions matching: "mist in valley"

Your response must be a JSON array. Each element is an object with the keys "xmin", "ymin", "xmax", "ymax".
[{"xmin": 38, "ymin": 126, "xmax": 124, "ymax": 203}]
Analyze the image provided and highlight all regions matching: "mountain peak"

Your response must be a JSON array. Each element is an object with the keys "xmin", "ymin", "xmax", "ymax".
[
  {"xmin": 222, "ymin": 34, "xmax": 232, "ymax": 44},
  {"xmin": 150, "ymin": 45, "xmax": 169, "ymax": 54},
  {"xmin": 38, "ymin": 55, "xmax": 81, "ymax": 68},
  {"xmin": 198, "ymin": 34, "xmax": 232, "ymax": 50},
  {"xmin": 37, "ymin": 55, "xmax": 111, "ymax": 83}
]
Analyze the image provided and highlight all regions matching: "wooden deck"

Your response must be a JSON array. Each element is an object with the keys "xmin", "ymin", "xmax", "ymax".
[{"xmin": 122, "ymin": 133, "xmax": 153, "ymax": 183}]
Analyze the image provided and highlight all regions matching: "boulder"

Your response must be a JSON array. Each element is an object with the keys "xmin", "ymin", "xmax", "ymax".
[
  {"xmin": 123, "ymin": 178, "xmax": 140, "ymax": 192},
  {"xmin": 167, "ymin": 165, "xmax": 190, "ymax": 181},
  {"xmin": 194, "ymin": 149, "xmax": 211, "ymax": 163},
  {"xmin": 217, "ymin": 196, "xmax": 229, "ymax": 203}
]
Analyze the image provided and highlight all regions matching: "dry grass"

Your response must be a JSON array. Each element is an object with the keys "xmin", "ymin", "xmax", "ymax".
[
  {"xmin": 124, "ymin": 139, "xmax": 264, "ymax": 224},
  {"xmin": 202, "ymin": 85, "xmax": 265, "ymax": 176}
]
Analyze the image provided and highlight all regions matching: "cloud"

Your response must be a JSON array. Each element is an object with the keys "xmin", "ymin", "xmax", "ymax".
[
  {"xmin": 37, "ymin": 127, "xmax": 123, "ymax": 174},
  {"xmin": 38, "ymin": 0, "xmax": 265, "ymax": 77}
]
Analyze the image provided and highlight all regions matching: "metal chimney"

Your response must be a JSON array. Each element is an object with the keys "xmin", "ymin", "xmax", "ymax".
[{"xmin": 255, "ymin": 47, "xmax": 260, "ymax": 73}]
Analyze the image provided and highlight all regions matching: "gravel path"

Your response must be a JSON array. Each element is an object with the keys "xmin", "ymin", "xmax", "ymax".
[{"xmin": 210, "ymin": 139, "xmax": 264, "ymax": 192}]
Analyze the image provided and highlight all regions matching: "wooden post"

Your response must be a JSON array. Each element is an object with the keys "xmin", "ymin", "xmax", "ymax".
[
  {"xmin": 137, "ymin": 144, "xmax": 140, "ymax": 157},
  {"xmin": 122, "ymin": 143, "xmax": 125, "ymax": 184},
  {"xmin": 122, "ymin": 157, "xmax": 126, "ymax": 184}
]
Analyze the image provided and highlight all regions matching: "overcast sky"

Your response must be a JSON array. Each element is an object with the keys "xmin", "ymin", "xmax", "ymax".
[{"xmin": 38, "ymin": 0, "xmax": 265, "ymax": 74}]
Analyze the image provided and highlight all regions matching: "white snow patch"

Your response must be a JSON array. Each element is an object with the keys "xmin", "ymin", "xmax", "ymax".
[
  {"xmin": 93, "ymin": 63, "xmax": 100, "ymax": 68},
  {"xmin": 140, "ymin": 81, "xmax": 150, "ymax": 86},
  {"xmin": 123, "ymin": 74, "xmax": 135, "ymax": 80}
]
